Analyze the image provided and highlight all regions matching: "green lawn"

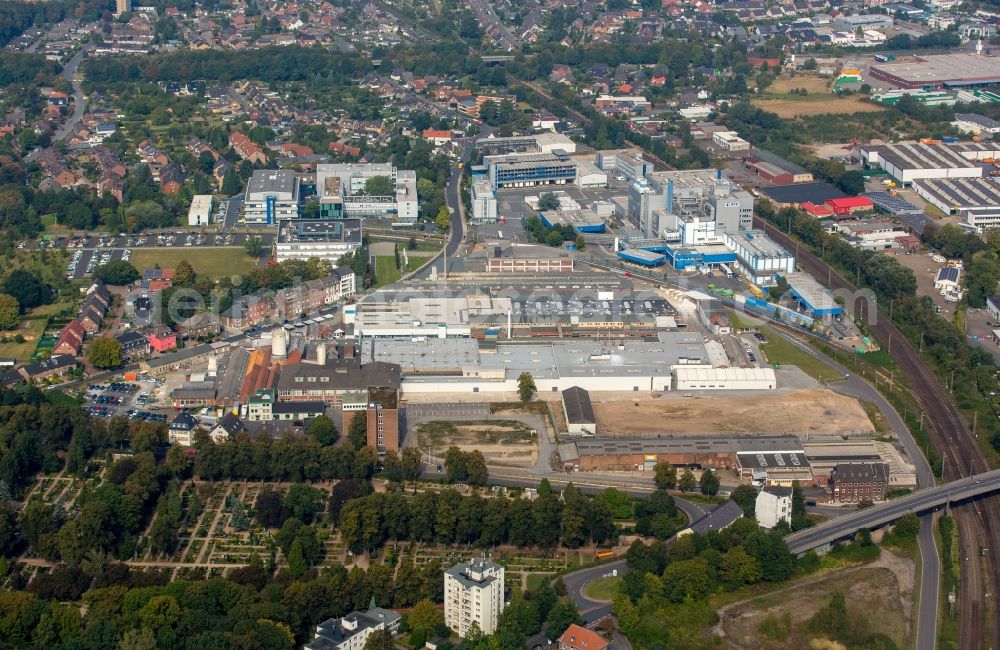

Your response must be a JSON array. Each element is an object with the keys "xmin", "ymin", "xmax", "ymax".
[
  {"xmin": 583, "ymin": 575, "xmax": 620, "ymax": 602},
  {"xmin": 129, "ymin": 248, "xmax": 258, "ymax": 279},
  {"xmin": 404, "ymin": 257, "xmax": 426, "ymax": 273},
  {"xmin": 375, "ymin": 256, "xmax": 401, "ymax": 287},
  {"xmin": 760, "ymin": 327, "xmax": 843, "ymax": 383},
  {"xmin": 526, "ymin": 573, "xmax": 548, "ymax": 593}
]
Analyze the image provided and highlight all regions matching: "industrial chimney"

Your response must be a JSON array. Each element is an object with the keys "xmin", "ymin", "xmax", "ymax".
[{"xmin": 271, "ymin": 328, "xmax": 287, "ymax": 359}]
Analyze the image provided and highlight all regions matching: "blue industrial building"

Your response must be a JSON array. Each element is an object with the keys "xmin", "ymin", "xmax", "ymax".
[
  {"xmin": 662, "ymin": 243, "xmax": 737, "ymax": 270},
  {"xmin": 618, "ymin": 248, "xmax": 666, "ymax": 267},
  {"xmin": 777, "ymin": 271, "xmax": 844, "ymax": 317}
]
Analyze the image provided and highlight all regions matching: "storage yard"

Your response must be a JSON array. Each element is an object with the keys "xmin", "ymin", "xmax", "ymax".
[{"xmin": 590, "ymin": 388, "xmax": 875, "ymax": 435}]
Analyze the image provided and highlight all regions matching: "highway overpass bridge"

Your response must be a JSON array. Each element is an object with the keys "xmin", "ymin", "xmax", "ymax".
[{"xmin": 786, "ymin": 469, "xmax": 1000, "ymax": 554}]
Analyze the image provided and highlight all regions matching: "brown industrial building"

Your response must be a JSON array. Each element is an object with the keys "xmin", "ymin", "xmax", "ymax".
[
  {"xmin": 365, "ymin": 386, "xmax": 399, "ymax": 453},
  {"xmin": 558, "ymin": 435, "xmax": 804, "ymax": 472}
]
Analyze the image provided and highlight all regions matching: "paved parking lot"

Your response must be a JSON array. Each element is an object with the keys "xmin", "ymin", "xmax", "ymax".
[{"xmin": 83, "ymin": 380, "xmax": 168, "ymax": 422}]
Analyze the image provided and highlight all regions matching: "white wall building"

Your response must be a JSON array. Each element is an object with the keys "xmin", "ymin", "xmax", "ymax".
[
  {"xmin": 673, "ymin": 366, "xmax": 777, "ymax": 391},
  {"xmin": 472, "ymin": 179, "xmax": 498, "ymax": 223},
  {"xmin": 712, "ymin": 130, "xmax": 751, "ymax": 152},
  {"xmin": 596, "ymin": 149, "xmax": 649, "ymax": 181},
  {"xmin": 723, "ymin": 230, "xmax": 796, "ymax": 287},
  {"xmin": 305, "ymin": 604, "xmax": 401, "ymax": 650},
  {"xmin": 755, "ymin": 486, "xmax": 793, "ymax": 529},
  {"xmin": 244, "ymin": 170, "xmax": 300, "ymax": 225},
  {"xmin": 445, "ymin": 559, "xmax": 506, "ymax": 637},
  {"xmin": 952, "ymin": 113, "xmax": 1000, "ymax": 136},
  {"xmin": 316, "ymin": 163, "xmax": 419, "ymax": 224},
  {"xmin": 274, "ymin": 219, "xmax": 363, "ymax": 264},
  {"xmin": 187, "ymin": 195, "xmax": 213, "ymax": 226}
]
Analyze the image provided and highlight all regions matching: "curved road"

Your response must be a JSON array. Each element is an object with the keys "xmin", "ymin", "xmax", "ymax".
[{"xmin": 25, "ymin": 45, "xmax": 92, "ymax": 164}]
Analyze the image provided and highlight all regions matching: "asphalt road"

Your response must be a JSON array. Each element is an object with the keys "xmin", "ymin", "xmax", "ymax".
[
  {"xmin": 767, "ymin": 325, "xmax": 940, "ymax": 649},
  {"xmin": 25, "ymin": 44, "xmax": 91, "ymax": 163}
]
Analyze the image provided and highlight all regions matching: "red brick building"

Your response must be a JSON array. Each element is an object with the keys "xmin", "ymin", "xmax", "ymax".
[{"xmin": 831, "ymin": 462, "xmax": 889, "ymax": 503}]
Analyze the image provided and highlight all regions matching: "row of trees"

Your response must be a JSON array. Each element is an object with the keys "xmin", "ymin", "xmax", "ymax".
[{"xmin": 337, "ymin": 482, "xmax": 616, "ymax": 554}]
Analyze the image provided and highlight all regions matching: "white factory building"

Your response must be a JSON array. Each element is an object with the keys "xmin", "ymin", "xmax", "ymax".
[
  {"xmin": 316, "ymin": 163, "xmax": 419, "ymax": 225},
  {"xmin": 244, "ymin": 170, "xmax": 301, "ymax": 225},
  {"xmin": 274, "ymin": 219, "xmax": 363, "ymax": 264},
  {"xmin": 628, "ymin": 169, "xmax": 754, "ymax": 240},
  {"xmin": 445, "ymin": 559, "xmax": 506, "ymax": 637},
  {"xmin": 596, "ymin": 149, "xmax": 649, "ymax": 181},
  {"xmin": 912, "ymin": 177, "xmax": 1000, "ymax": 232},
  {"xmin": 723, "ymin": 230, "xmax": 796, "ymax": 287},
  {"xmin": 858, "ymin": 141, "xmax": 1000, "ymax": 186},
  {"xmin": 471, "ymin": 179, "xmax": 498, "ymax": 223},
  {"xmin": 755, "ymin": 486, "xmax": 793, "ymax": 529},
  {"xmin": 357, "ymin": 335, "xmax": 777, "ymax": 395},
  {"xmin": 187, "ymin": 195, "xmax": 213, "ymax": 226}
]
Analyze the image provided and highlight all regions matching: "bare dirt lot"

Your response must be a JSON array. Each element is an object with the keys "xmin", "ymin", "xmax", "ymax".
[
  {"xmin": 768, "ymin": 75, "xmax": 834, "ymax": 94},
  {"xmin": 591, "ymin": 389, "xmax": 875, "ymax": 435},
  {"xmin": 752, "ymin": 97, "xmax": 886, "ymax": 119},
  {"xmin": 417, "ymin": 420, "xmax": 538, "ymax": 467},
  {"xmin": 716, "ymin": 551, "xmax": 914, "ymax": 649}
]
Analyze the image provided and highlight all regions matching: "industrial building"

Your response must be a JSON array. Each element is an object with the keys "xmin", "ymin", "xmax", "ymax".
[
  {"xmin": 777, "ymin": 271, "xmax": 844, "ymax": 316},
  {"xmin": 869, "ymin": 53, "xmax": 1000, "ymax": 89},
  {"xmin": 244, "ymin": 170, "xmax": 301, "ymax": 225},
  {"xmin": 952, "ymin": 112, "xmax": 1000, "ymax": 136},
  {"xmin": 596, "ymin": 149, "xmax": 649, "ymax": 181},
  {"xmin": 723, "ymin": 230, "xmax": 796, "ymax": 287},
  {"xmin": 712, "ymin": 130, "xmax": 751, "ymax": 152},
  {"xmin": 486, "ymin": 151, "xmax": 577, "ymax": 190},
  {"xmin": 315, "ymin": 163, "xmax": 419, "ymax": 224},
  {"xmin": 736, "ymin": 449, "xmax": 814, "ymax": 486},
  {"xmin": 673, "ymin": 366, "xmax": 777, "ymax": 390},
  {"xmin": 574, "ymin": 158, "xmax": 609, "ymax": 187},
  {"xmin": 802, "ymin": 439, "xmax": 917, "ymax": 488},
  {"xmin": 539, "ymin": 209, "xmax": 606, "ymax": 233},
  {"xmin": 831, "ymin": 218, "xmax": 908, "ymax": 250},
  {"xmin": 559, "ymin": 434, "xmax": 803, "ymax": 472},
  {"xmin": 857, "ymin": 142, "xmax": 1000, "ymax": 185},
  {"xmin": 475, "ymin": 133, "xmax": 577, "ymax": 156},
  {"xmin": 471, "ymin": 179, "xmax": 498, "ymax": 223},
  {"xmin": 562, "ymin": 386, "xmax": 596, "ymax": 435},
  {"xmin": 743, "ymin": 150, "xmax": 814, "ymax": 185},
  {"xmin": 628, "ymin": 169, "xmax": 755, "ymax": 241},
  {"xmin": 274, "ymin": 219, "xmax": 363, "ymax": 264},
  {"xmin": 759, "ymin": 182, "xmax": 845, "ymax": 207},
  {"xmin": 911, "ymin": 177, "xmax": 1000, "ymax": 231},
  {"xmin": 618, "ymin": 248, "xmax": 666, "ymax": 267},
  {"xmin": 187, "ymin": 194, "xmax": 213, "ymax": 226}
]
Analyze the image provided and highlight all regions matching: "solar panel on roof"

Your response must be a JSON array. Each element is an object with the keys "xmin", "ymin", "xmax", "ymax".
[{"xmin": 756, "ymin": 453, "xmax": 767, "ymax": 467}]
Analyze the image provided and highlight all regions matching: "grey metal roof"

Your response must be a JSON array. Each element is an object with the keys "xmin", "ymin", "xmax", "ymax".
[
  {"xmin": 688, "ymin": 501, "xmax": 743, "ymax": 534},
  {"xmin": 562, "ymin": 386, "xmax": 595, "ymax": 425}
]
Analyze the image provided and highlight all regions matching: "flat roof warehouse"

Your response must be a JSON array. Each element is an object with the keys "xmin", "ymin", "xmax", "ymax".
[{"xmin": 869, "ymin": 53, "xmax": 1000, "ymax": 88}]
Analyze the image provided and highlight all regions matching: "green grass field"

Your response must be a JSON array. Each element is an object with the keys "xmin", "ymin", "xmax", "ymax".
[
  {"xmin": 583, "ymin": 575, "xmax": 620, "ymax": 602},
  {"xmin": 129, "ymin": 248, "xmax": 258, "ymax": 279},
  {"xmin": 375, "ymin": 256, "xmax": 400, "ymax": 287},
  {"xmin": 760, "ymin": 327, "xmax": 842, "ymax": 383}
]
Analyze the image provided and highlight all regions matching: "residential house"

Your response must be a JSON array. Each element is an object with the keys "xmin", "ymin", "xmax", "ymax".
[
  {"xmin": 444, "ymin": 559, "xmax": 506, "ymax": 637},
  {"xmin": 18, "ymin": 355, "xmax": 76, "ymax": 383},
  {"xmin": 115, "ymin": 330, "xmax": 150, "ymax": 360},
  {"xmin": 305, "ymin": 601, "xmax": 401, "ymax": 650},
  {"xmin": 175, "ymin": 313, "xmax": 220, "ymax": 340},
  {"xmin": 147, "ymin": 324, "xmax": 178, "ymax": 352},
  {"xmin": 53, "ymin": 320, "xmax": 86, "ymax": 357},
  {"xmin": 229, "ymin": 131, "xmax": 268, "ymax": 164},
  {"xmin": 558, "ymin": 625, "xmax": 608, "ymax": 650},
  {"xmin": 209, "ymin": 412, "xmax": 246, "ymax": 444},
  {"xmin": 168, "ymin": 411, "xmax": 200, "ymax": 446},
  {"xmin": 755, "ymin": 486, "xmax": 793, "ymax": 529}
]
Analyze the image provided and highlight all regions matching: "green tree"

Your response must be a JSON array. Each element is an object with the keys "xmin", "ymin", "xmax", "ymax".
[
  {"xmin": 308, "ymin": 414, "xmax": 338, "ymax": 446},
  {"xmin": 678, "ymin": 469, "xmax": 697, "ymax": 493},
  {"xmin": 517, "ymin": 371, "xmax": 536, "ymax": 402},
  {"xmin": 4, "ymin": 269, "xmax": 51, "ymax": 312},
  {"xmin": 545, "ymin": 600, "xmax": 582, "ymax": 640},
  {"xmin": 363, "ymin": 175, "xmax": 394, "ymax": 196},
  {"xmin": 244, "ymin": 235, "xmax": 264, "ymax": 258},
  {"xmin": 348, "ymin": 411, "xmax": 368, "ymax": 449},
  {"xmin": 173, "ymin": 259, "xmax": 195, "ymax": 286},
  {"xmin": 654, "ymin": 461, "xmax": 677, "ymax": 489},
  {"xmin": 95, "ymin": 260, "xmax": 140, "ymax": 285},
  {"xmin": 0, "ymin": 293, "xmax": 19, "ymax": 330},
  {"xmin": 730, "ymin": 484, "xmax": 758, "ymax": 517},
  {"xmin": 538, "ymin": 192, "xmax": 560, "ymax": 211},
  {"xmin": 435, "ymin": 206, "xmax": 450, "ymax": 232},
  {"xmin": 364, "ymin": 630, "xmax": 394, "ymax": 650},
  {"xmin": 700, "ymin": 468, "xmax": 720, "ymax": 496},
  {"xmin": 283, "ymin": 483, "xmax": 324, "ymax": 523},
  {"xmin": 575, "ymin": 235, "xmax": 585, "ymax": 251},
  {"xmin": 87, "ymin": 337, "xmax": 122, "ymax": 369},
  {"xmin": 221, "ymin": 167, "xmax": 241, "ymax": 195},
  {"xmin": 287, "ymin": 538, "xmax": 308, "ymax": 577},
  {"xmin": 407, "ymin": 599, "xmax": 444, "ymax": 634}
]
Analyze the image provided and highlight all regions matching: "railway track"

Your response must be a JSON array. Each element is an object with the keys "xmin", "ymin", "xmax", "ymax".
[{"xmin": 759, "ymin": 217, "xmax": 999, "ymax": 649}]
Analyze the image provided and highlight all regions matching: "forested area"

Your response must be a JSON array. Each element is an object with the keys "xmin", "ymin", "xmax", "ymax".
[{"xmin": 82, "ymin": 46, "xmax": 371, "ymax": 87}]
